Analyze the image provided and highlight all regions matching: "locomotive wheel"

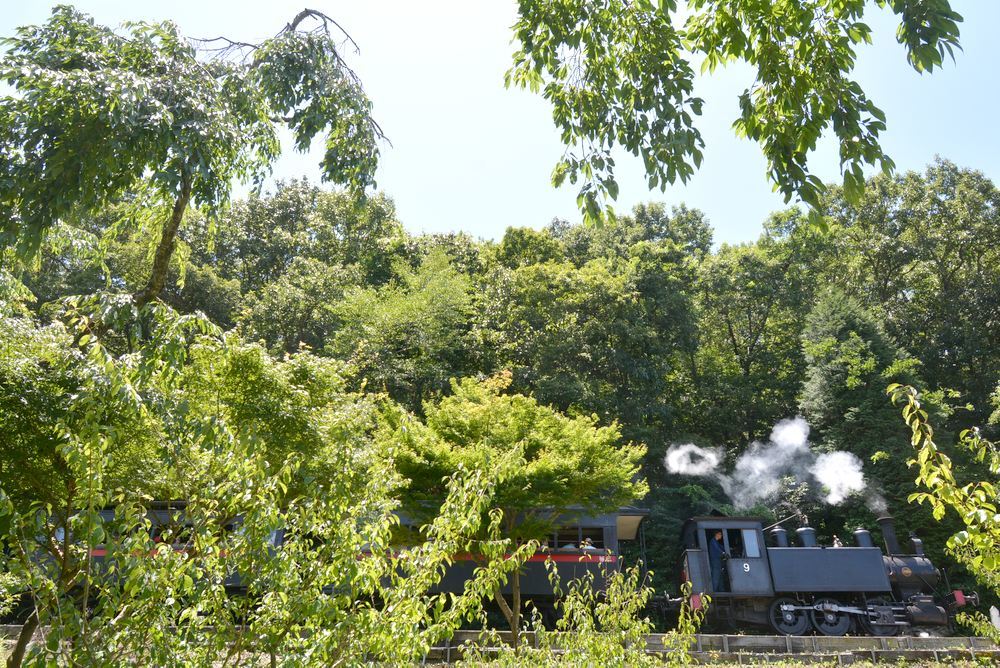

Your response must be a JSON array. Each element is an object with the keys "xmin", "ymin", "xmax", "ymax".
[
  {"xmin": 861, "ymin": 597, "xmax": 899, "ymax": 637},
  {"xmin": 810, "ymin": 597, "xmax": 851, "ymax": 636},
  {"xmin": 769, "ymin": 597, "xmax": 809, "ymax": 636}
]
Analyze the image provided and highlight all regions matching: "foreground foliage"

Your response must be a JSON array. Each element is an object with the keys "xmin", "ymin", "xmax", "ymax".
[
  {"xmin": 889, "ymin": 385, "xmax": 1000, "ymax": 594},
  {"xmin": 388, "ymin": 372, "xmax": 647, "ymax": 646},
  {"xmin": 0, "ymin": 300, "xmax": 535, "ymax": 667},
  {"xmin": 459, "ymin": 565, "xmax": 706, "ymax": 667},
  {"xmin": 0, "ymin": 6, "xmax": 382, "ymax": 304}
]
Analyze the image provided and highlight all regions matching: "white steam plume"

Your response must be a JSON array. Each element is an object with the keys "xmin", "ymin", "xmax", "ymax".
[
  {"xmin": 811, "ymin": 451, "xmax": 865, "ymax": 504},
  {"xmin": 664, "ymin": 443, "xmax": 723, "ymax": 476},
  {"xmin": 664, "ymin": 416, "xmax": 872, "ymax": 509},
  {"xmin": 867, "ymin": 492, "xmax": 889, "ymax": 515}
]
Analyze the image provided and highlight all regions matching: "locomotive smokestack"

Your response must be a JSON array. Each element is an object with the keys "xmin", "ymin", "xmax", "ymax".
[
  {"xmin": 853, "ymin": 528, "xmax": 874, "ymax": 548},
  {"xmin": 796, "ymin": 526, "xmax": 817, "ymax": 547},
  {"xmin": 877, "ymin": 515, "xmax": 902, "ymax": 555}
]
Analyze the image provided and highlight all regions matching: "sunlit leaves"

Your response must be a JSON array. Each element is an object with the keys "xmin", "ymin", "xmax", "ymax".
[
  {"xmin": 0, "ymin": 6, "xmax": 381, "ymax": 261},
  {"xmin": 888, "ymin": 384, "xmax": 1000, "ymax": 593},
  {"xmin": 510, "ymin": 0, "xmax": 961, "ymax": 219},
  {"xmin": 254, "ymin": 32, "xmax": 379, "ymax": 189},
  {"xmin": 391, "ymin": 373, "xmax": 648, "ymax": 535},
  {"xmin": 875, "ymin": 0, "xmax": 963, "ymax": 73},
  {"xmin": 689, "ymin": 0, "xmax": 897, "ymax": 207},
  {"xmin": 0, "ymin": 296, "xmax": 533, "ymax": 665},
  {"xmin": 508, "ymin": 0, "xmax": 702, "ymax": 225}
]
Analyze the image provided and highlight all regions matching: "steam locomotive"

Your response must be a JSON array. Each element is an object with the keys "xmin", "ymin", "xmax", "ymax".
[{"xmin": 675, "ymin": 514, "xmax": 978, "ymax": 635}]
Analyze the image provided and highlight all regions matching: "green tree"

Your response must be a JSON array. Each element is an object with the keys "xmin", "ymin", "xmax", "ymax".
[
  {"xmin": 799, "ymin": 289, "xmax": 921, "ymax": 449},
  {"xmin": 691, "ymin": 229, "xmax": 811, "ymax": 443},
  {"xmin": 166, "ymin": 262, "xmax": 243, "ymax": 329},
  {"xmin": 238, "ymin": 258, "xmax": 356, "ymax": 354},
  {"xmin": 480, "ymin": 249, "xmax": 696, "ymax": 444},
  {"xmin": 387, "ymin": 374, "xmax": 647, "ymax": 647},
  {"xmin": 0, "ymin": 313, "xmax": 162, "ymax": 511},
  {"xmin": 0, "ymin": 295, "xmax": 530, "ymax": 668},
  {"xmin": 188, "ymin": 184, "xmax": 405, "ymax": 292},
  {"xmin": 494, "ymin": 227, "xmax": 564, "ymax": 269},
  {"xmin": 813, "ymin": 160, "xmax": 1000, "ymax": 425},
  {"xmin": 186, "ymin": 180, "xmax": 324, "ymax": 295},
  {"xmin": 0, "ymin": 6, "xmax": 383, "ymax": 305},
  {"xmin": 409, "ymin": 232, "xmax": 488, "ymax": 278},
  {"xmin": 552, "ymin": 203, "xmax": 713, "ymax": 265},
  {"xmin": 330, "ymin": 250, "xmax": 475, "ymax": 411},
  {"xmin": 509, "ymin": 0, "xmax": 962, "ymax": 220},
  {"xmin": 798, "ymin": 290, "xmax": 955, "ymax": 546}
]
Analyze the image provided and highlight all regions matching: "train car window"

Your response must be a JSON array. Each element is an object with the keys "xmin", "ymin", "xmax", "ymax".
[
  {"xmin": 153, "ymin": 524, "xmax": 193, "ymax": 545},
  {"xmin": 726, "ymin": 529, "xmax": 745, "ymax": 558},
  {"xmin": 741, "ymin": 529, "xmax": 761, "ymax": 558},
  {"xmin": 556, "ymin": 527, "xmax": 580, "ymax": 549},
  {"xmin": 579, "ymin": 528, "xmax": 605, "ymax": 550}
]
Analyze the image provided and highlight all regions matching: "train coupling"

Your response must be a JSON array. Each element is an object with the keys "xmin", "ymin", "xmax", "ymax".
[{"xmin": 945, "ymin": 589, "xmax": 979, "ymax": 611}]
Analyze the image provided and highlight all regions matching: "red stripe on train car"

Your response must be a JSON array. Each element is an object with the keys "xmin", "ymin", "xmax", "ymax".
[
  {"xmin": 358, "ymin": 550, "xmax": 618, "ymax": 564},
  {"xmin": 526, "ymin": 553, "xmax": 618, "ymax": 563}
]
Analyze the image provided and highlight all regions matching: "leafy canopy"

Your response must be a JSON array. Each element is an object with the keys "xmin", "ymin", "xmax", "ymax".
[
  {"xmin": 508, "ymin": 0, "xmax": 962, "ymax": 221},
  {"xmin": 390, "ymin": 373, "xmax": 648, "ymax": 540},
  {"xmin": 0, "ymin": 6, "xmax": 381, "ymax": 262}
]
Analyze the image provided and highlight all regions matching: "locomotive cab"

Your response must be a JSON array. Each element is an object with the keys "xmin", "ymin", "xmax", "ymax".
[{"xmin": 681, "ymin": 517, "xmax": 773, "ymax": 597}]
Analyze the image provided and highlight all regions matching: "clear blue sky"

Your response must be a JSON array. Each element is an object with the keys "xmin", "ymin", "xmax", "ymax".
[{"xmin": 3, "ymin": 1, "xmax": 998, "ymax": 245}]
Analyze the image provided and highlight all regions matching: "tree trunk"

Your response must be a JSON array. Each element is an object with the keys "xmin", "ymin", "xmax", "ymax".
[
  {"xmin": 511, "ymin": 567, "xmax": 521, "ymax": 651},
  {"xmin": 7, "ymin": 609, "xmax": 39, "ymax": 668},
  {"xmin": 134, "ymin": 174, "xmax": 193, "ymax": 308},
  {"xmin": 492, "ymin": 568, "xmax": 522, "ymax": 653}
]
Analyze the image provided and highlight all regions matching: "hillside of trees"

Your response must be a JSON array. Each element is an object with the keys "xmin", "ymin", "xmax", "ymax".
[{"xmin": 6, "ymin": 157, "xmax": 998, "ymax": 596}]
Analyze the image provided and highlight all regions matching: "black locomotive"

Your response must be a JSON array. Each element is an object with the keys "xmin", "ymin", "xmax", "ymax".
[{"xmin": 679, "ymin": 514, "xmax": 978, "ymax": 636}]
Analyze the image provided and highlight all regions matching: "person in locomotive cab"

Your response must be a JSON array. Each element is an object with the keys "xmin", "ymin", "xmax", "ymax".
[{"xmin": 709, "ymin": 530, "xmax": 728, "ymax": 592}]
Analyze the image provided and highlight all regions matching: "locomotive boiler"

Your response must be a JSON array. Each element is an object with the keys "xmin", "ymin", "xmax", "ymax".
[{"xmin": 680, "ymin": 515, "xmax": 979, "ymax": 636}]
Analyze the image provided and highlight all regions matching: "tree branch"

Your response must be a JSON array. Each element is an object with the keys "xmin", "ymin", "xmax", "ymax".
[
  {"xmin": 134, "ymin": 173, "xmax": 194, "ymax": 308},
  {"xmin": 284, "ymin": 9, "xmax": 361, "ymax": 54}
]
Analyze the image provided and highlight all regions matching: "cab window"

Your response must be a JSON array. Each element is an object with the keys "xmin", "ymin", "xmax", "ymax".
[
  {"xmin": 742, "ymin": 529, "xmax": 761, "ymax": 558},
  {"xmin": 727, "ymin": 529, "xmax": 745, "ymax": 556}
]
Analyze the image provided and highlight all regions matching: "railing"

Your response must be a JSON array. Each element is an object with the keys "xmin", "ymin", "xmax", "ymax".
[
  {"xmin": 3, "ymin": 626, "xmax": 998, "ymax": 664},
  {"xmin": 418, "ymin": 630, "xmax": 999, "ymax": 664}
]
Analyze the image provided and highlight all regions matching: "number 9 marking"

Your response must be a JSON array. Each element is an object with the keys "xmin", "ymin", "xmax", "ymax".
[{"xmin": 743, "ymin": 563, "xmax": 750, "ymax": 573}]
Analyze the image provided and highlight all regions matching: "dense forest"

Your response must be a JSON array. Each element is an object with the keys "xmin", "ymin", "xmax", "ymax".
[
  {"xmin": 5, "ymin": 3, "xmax": 998, "ymax": 664},
  {"xmin": 6, "ymin": 157, "xmax": 998, "ymax": 595}
]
